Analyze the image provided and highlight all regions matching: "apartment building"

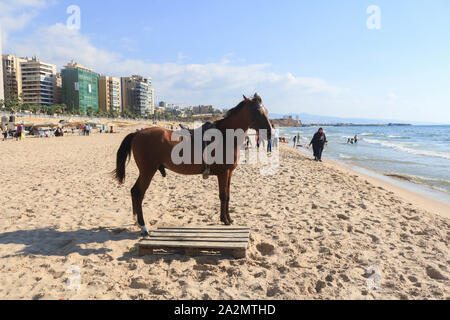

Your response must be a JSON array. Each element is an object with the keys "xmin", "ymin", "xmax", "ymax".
[
  {"xmin": 99, "ymin": 75, "xmax": 121, "ymax": 113},
  {"xmin": 20, "ymin": 57, "xmax": 57, "ymax": 106},
  {"xmin": 121, "ymin": 75, "xmax": 153, "ymax": 116},
  {"xmin": 0, "ymin": 39, "xmax": 4, "ymax": 102},
  {"xmin": 2, "ymin": 54, "xmax": 24, "ymax": 101}
]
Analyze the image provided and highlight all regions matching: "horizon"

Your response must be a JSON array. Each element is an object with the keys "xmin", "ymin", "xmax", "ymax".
[{"xmin": 1, "ymin": 0, "xmax": 450, "ymax": 124}]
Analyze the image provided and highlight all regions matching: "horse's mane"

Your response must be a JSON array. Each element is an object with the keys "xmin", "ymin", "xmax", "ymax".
[
  {"xmin": 224, "ymin": 100, "xmax": 248, "ymax": 119},
  {"xmin": 214, "ymin": 94, "xmax": 261, "ymax": 127}
]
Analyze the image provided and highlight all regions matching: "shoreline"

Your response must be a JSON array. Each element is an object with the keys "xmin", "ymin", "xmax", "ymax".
[{"xmin": 290, "ymin": 144, "xmax": 450, "ymax": 219}]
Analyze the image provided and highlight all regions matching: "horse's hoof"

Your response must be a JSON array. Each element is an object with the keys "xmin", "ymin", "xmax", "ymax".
[{"xmin": 140, "ymin": 231, "xmax": 150, "ymax": 238}]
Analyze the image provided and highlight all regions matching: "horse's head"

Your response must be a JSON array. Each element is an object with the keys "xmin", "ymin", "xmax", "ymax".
[{"xmin": 244, "ymin": 93, "xmax": 272, "ymax": 140}]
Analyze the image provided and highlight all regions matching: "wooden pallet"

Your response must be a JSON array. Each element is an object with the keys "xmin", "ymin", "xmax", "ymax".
[{"xmin": 138, "ymin": 226, "xmax": 250, "ymax": 259}]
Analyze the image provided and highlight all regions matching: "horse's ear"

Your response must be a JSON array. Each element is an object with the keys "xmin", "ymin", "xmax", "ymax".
[{"xmin": 243, "ymin": 95, "xmax": 250, "ymax": 101}]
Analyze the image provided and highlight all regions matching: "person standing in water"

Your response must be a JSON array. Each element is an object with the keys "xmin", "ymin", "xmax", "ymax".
[
  {"xmin": 309, "ymin": 128, "xmax": 328, "ymax": 162},
  {"xmin": 354, "ymin": 135, "xmax": 358, "ymax": 143}
]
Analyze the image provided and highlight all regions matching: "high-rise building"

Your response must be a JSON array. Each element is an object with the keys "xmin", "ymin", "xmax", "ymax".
[
  {"xmin": 0, "ymin": 37, "xmax": 4, "ymax": 103},
  {"xmin": 61, "ymin": 61, "xmax": 99, "ymax": 115},
  {"xmin": 2, "ymin": 55, "xmax": 58, "ymax": 107},
  {"xmin": 150, "ymin": 88, "xmax": 155, "ymax": 115},
  {"xmin": 121, "ymin": 75, "xmax": 153, "ymax": 116},
  {"xmin": 99, "ymin": 75, "xmax": 121, "ymax": 113},
  {"xmin": 20, "ymin": 57, "xmax": 57, "ymax": 106},
  {"xmin": 53, "ymin": 73, "xmax": 62, "ymax": 105},
  {"xmin": 2, "ymin": 54, "xmax": 24, "ymax": 102}
]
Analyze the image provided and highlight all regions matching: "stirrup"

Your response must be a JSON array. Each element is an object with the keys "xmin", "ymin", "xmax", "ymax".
[{"xmin": 202, "ymin": 166, "xmax": 210, "ymax": 179}]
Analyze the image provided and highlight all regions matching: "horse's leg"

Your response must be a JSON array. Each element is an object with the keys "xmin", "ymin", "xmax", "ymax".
[
  {"xmin": 225, "ymin": 170, "xmax": 233, "ymax": 224},
  {"xmin": 131, "ymin": 171, "xmax": 155, "ymax": 236},
  {"xmin": 217, "ymin": 171, "xmax": 230, "ymax": 225}
]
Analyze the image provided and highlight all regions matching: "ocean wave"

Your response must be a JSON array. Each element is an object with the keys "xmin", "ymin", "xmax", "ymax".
[
  {"xmin": 338, "ymin": 153, "xmax": 354, "ymax": 160},
  {"xmin": 387, "ymin": 135, "xmax": 409, "ymax": 139},
  {"xmin": 363, "ymin": 138, "xmax": 450, "ymax": 160},
  {"xmin": 384, "ymin": 172, "xmax": 450, "ymax": 193},
  {"xmin": 360, "ymin": 132, "xmax": 385, "ymax": 137}
]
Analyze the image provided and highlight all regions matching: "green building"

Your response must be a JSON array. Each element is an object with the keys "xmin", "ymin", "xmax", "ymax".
[{"xmin": 61, "ymin": 61, "xmax": 99, "ymax": 115}]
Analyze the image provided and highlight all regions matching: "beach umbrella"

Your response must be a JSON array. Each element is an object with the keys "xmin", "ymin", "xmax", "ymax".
[{"xmin": 32, "ymin": 121, "xmax": 59, "ymax": 128}]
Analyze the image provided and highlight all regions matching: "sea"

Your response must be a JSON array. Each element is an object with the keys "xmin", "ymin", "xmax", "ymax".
[{"xmin": 279, "ymin": 125, "xmax": 450, "ymax": 205}]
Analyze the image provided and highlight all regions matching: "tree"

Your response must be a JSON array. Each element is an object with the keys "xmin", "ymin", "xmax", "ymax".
[
  {"xmin": 21, "ymin": 104, "xmax": 32, "ymax": 112},
  {"xmin": 29, "ymin": 105, "xmax": 40, "ymax": 114},
  {"xmin": 5, "ymin": 94, "xmax": 21, "ymax": 113},
  {"xmin": 41, "ymin": 106, "xmax": 49, "ymax": 115},
  {"xmin": 95, "ymin": 109, "xmax": 107, "ymax": 117}
]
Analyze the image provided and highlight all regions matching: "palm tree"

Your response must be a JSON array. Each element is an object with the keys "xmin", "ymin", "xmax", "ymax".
[
  {"xmin": 29, "ymin": 105, "xmax": 40, "ymax": 114},
  {"xmin": 40, "ymin": 106, "xmax": 49, "ymax": 115}
]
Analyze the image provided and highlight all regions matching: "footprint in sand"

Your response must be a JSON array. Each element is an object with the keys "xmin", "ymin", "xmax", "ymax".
[{"xmin": 256, "ymin": 242, "xmax": 275, "ymax": 256}]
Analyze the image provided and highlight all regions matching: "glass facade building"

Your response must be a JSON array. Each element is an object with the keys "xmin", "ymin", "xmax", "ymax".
[{"xmin": 62, "ymin": 62, "xmax": 99, "ymax": 114}]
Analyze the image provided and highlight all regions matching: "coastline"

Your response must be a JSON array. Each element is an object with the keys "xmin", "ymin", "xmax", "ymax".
[{"xmin": 291, "ymin": 145, "xmax": 450, "ymax": 219}]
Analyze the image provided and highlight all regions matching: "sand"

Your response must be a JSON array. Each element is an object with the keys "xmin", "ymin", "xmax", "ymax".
[{"xmin": 0, "ymin": 128, "xmax": 449, "ymax": 300}]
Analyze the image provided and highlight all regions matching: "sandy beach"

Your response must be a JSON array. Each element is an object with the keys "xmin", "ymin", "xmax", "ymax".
[{"xmin": 0, "ymin": 127, "xmax": 449, "ymax": 300}]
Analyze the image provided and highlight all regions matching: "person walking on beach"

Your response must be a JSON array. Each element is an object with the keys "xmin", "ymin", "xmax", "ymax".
[
  {"xmin": 256, "ymin": 132, "xmax": 260, "ymax": 149},
  {"xmin": 267, "ymin": 125, "xmax": 273, "ymax": 154},
  {"xmin": 16, "ymin": 123, "xmax": 24, "ymax": 141},
  {"xmin": 85, "ymin": 124, "xmax": 91, "ymax": 136},
  {"xmin": 293, "ymin": 135, "xmax": 297, "ymax": 147},
  {"xmin": 2, "ymin": 126, "xmax": 8, "ymax": 141},
  {"xmin": 309, "ymin": 127, "xmax": 328, "ymax": 162}
]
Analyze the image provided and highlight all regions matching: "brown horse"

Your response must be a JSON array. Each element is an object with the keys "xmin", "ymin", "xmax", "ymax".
[{"xmin": 113, "ymin": 93, "xmax": 272, "ymax": 236}]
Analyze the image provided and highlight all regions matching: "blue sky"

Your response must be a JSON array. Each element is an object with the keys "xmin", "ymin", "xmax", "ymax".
[{"xmin": 1, "ymin": 0, "xmax": 449, "ymax": 123}]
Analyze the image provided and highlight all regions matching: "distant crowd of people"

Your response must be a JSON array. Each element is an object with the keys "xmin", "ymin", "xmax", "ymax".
[
  {"xmin": 1, "ymin": 123, "xmax": 116, "ymax": 142},
  {"xmin": 2, "ymin": 123, "xmax": 25, "ymax": 141},
  {"xmin": 248, "ymin": 123, "xmax": 280, "ymax": 154}
]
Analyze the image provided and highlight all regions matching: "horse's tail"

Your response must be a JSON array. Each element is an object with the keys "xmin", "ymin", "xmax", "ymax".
[{"xmin": 113, "ymin": 132, "xmax": 136, "ymax": 184}]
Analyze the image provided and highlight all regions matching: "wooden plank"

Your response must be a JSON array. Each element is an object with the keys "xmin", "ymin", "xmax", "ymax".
[
  {"xmin": 138, "ymin": 226, "xmax": 250, "ymax": 259},
  {"xmin": 150, "ymin": 231, "xmax": 249, "ymax": 238},
  {"xmin": 147, "ymin": 236, "xmax": 248, "ymax": 242},
  {"xmin": 139, "ymin": 240, "xmax": 248, "ymax": 249},
  {"xmin": 158, "ymin": 226, "xmax": 249, "ymax": 231},
  {"xmin": 155, "ymin": 229, "xmax": 249, "ymax": 234}
]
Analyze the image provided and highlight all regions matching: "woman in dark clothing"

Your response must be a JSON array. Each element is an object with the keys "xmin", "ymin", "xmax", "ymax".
[{"xmin": 309, "ymin": 128, "xmax": 327, "ymax": 162}]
